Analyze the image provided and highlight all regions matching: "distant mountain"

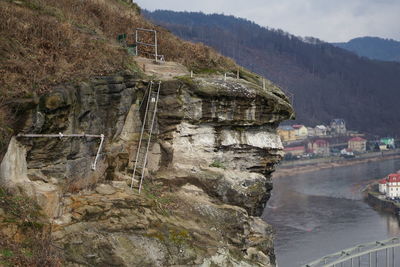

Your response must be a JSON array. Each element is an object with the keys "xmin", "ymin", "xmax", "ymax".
[
  {"xmin": 333, "ymin": 37, "xmax": 400, "ymax": 62},
  {"xmin": 144, "ymin": 10, "xmax": 400, "ymax": 136}
]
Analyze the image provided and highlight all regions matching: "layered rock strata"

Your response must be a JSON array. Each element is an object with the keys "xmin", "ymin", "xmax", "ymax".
[{"xmin": 0, "ymin": 72, "xmax": 293, "ymax": 266}]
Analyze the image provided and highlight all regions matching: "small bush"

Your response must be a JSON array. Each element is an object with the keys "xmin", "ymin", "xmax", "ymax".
[
  {"xmin": 0, "ymin": 187, "xmax": 43, "ymax": 222},
  {"xmin": 209, "ymin": 160, "xmax": 225, "ymax": 169},
  {"xmin": 0, "ymin": 186, "xmax": 62, "ymax": 266},
  {"xmin": 0, "ymin": 230, "xmax": 62, "ymax": 267}
]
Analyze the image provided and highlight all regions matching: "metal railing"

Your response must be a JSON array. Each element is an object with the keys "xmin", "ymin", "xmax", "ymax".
[
  {"xmin": 188, "ymin": 70, "xmax": 294, "ymax": 105},
  {"xmin": 135, "ymin": 28, "xmax": 164, "ymax": 62},
  {"xmin": 17, "ymin": 133, "xmax": 105, "ymax": 170},
  {"xmin": 303, "ymin": 237, "xmax": 400, "ymax": 267}
]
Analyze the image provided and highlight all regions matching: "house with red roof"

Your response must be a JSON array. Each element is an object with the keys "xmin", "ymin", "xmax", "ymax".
[
  {"xmin": 307, "ymin": 139, "xmax": 330, "ymax": 156},
  {"xmin": 378, "ymin": 178, "xmax": 387, "ymax": 194},
  {"xmin": 348, "ymin": 137, "xmax": 367, "ymax": 152},
  {"xmin": 378, "ymin": 173, "xmax": 400, "ymax": 198}
]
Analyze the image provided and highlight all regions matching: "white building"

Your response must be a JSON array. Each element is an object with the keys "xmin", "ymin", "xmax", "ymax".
[
  {"xmin": 330, "ymin": 119, "xmax": 346, "ymax": 135},
  {"xmin": 341, "ymin": 148, "xmax": 354, "ymax": 156},
  {"xmin": 307, "ymin": 127, "xmax": 316, "ymax": 137},
  {"xmin": 315, "ymin": 125, "xmax": 328, "ymax": 136},
  {"xmin": 379, "ymin": 179, "xmax": 387, "ymax": 194},
  {"xmin": 379, "ymin": 174, "xmax": 400, "ymax": 198}
]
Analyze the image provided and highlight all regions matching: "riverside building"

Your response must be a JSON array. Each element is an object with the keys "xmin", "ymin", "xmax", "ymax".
[{"xmin": 378, "ymin": 173, "xmax": 400, "ymax": 198}]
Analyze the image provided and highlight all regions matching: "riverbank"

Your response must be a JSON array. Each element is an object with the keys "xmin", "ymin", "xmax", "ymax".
[
  {"xmin": 273, "ymin": 149, "xmax": 400, "ymax": 178},
  {"xmin": 265, "ymin": 156, "xmax": 400, "ymax": 266},
  {"xmin": 363, "ymin": 183, "xmax": 400, "ymax": 217}
]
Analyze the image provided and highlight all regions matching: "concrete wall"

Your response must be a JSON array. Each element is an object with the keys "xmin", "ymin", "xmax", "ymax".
[{"xmin": 365, "ymin": 190, "xmax": 400, "ymax": 216}]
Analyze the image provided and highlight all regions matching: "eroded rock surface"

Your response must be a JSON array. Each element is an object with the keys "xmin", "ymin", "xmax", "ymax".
[
  {"xmin": 54, "ymin": 182, "xmax": 275, "ymax": 266},
  {"xmin": 0, "ymin": 72, "xmax": 293, "ymax": 266},
  {"xmin": 155, "ymin": 78, "xmax": 292, "ymax": 216}
]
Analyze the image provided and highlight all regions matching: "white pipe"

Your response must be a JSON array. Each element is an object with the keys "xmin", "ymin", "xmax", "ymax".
[
  {"xmin": 136, "ymin": 28, "xmax": 156, "ymax": 32},
  {"xmin": 18, "ymin": 133, "xmax": 103, "ymax": 138},
  {"xmin": 154, "ymin": 31, "xmax": 158, "ymax": 62},
  {"xmin": 17, "ymin": 133, "xmax": 105, "ymax": 171},
  {"xmin": 135, "ymin": 29, "xmax": 138, "ymax": 56},
  {"xmin": 92, "ymin": 134, "xmax": 105, "ymax": 170}
]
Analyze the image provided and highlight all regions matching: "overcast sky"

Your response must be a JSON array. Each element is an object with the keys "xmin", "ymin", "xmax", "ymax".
[{"xmin": 135, "ymin": 0, "xmax": 400, "ymax": 42}]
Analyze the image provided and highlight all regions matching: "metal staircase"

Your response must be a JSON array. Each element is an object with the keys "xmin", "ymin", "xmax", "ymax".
[{"xmin": 131, "ymin": 81, "xmax": 161, "ymax": 193}]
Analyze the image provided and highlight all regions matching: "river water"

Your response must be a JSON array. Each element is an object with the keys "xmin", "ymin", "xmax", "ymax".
[{"xmin": 263, "ymin": 158, "xmax": 400, "ymax": 267}]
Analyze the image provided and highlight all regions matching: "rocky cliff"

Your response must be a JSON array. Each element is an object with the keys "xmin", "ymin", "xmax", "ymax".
[{"xmin": 0, "ymin": 62, "xmax": 293, "ymax": 266}]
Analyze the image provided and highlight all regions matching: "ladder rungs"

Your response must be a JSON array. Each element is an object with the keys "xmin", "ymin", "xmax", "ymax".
[{"xmin": 131, "ymin": 81, "xmax": 162, "ymax": 193}]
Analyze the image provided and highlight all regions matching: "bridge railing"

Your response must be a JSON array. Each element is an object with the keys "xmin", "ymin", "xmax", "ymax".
[{"xmin": 303, "ymin": 237, "xmax": 400, "ymax": 267}]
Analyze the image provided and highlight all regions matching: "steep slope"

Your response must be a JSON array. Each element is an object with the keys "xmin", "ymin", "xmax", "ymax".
[
  {"xmin": 144, "ymin": 10, "xmax": 400, "ymax": 136},
  {"xmin": 0, "ymin": 1, "xmax": 294, "ymax": 266},
  {"xmin": 333, "ymin": 37, "xmax": 400, "ymax": 62},
  {"xmin": 0, "ymin": 0, "xmax": 236, "ymax": 156}
]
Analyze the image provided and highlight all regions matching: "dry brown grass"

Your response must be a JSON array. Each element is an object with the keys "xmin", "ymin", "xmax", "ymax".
[
  {"xmin": 0, "ymin": 0, "xmax": 235, "ymax": 98},
  {"xmin": 0, "ymin": 186, "xmax": 62, "ymax": 266},
  {"xmin": 0, "ymin": 230, "xmax": 63, "ymax": 267},
  {"xmin": 0, "ymin": 0, "xmax": 236, "ymax": 156},
  {"xmin": 0, "ymin": 0, "xmax": 135, "ymax": 97}
]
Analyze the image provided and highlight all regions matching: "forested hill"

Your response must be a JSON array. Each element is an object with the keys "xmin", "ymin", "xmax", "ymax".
[
  {"xmin": 144, "ymin": 10, "xmax": 400, "ymax": 136},
  {"xmin": 333, "ymin": 37, "xmax": 400, "ymax": 62}
]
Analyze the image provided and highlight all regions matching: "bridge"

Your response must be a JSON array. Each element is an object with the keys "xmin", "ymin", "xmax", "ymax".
[{"xmin": 303, "ymin": 237, "xmax": 400, "ymax": 267}]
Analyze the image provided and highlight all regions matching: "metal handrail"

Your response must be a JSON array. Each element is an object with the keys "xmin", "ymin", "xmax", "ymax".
[
  {"xmin": 303, "ymin": 237, "xmax": 400, "ymax": 267},
  {"xmin": 135, "ymin": 28, "xmax": 159, "ymax": 61},
  {"xmin": 17, "ymin": 133, "xmax": 105, "ymax": 170}
]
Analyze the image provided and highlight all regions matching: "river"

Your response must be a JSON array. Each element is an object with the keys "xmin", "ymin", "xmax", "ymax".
[{"xmin": 263, "ymin": 158, "xmax": 400, "ymax": 267}]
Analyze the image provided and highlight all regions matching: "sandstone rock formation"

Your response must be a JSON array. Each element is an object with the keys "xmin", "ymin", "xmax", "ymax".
[{"xmin": 0, "ymin": 68, "xmax": 293, "ymax": 266}]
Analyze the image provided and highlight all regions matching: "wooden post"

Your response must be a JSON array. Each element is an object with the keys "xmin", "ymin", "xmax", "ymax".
[
  {"xmin": 263, "ymin": 78, "xmax": 265, "ymax": 89},
  {"xmin": 190, "ymin": 70, "xmax": 193, "ymax": 78},
  {"xmin": 237, "ymin": 68, "xmax": 240, "ymax": 79},
  {"xmin": 224, "ymin": 73, "xmax": 227, "ymax": 81}
]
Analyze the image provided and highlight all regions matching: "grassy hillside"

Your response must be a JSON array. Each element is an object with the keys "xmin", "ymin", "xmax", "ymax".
[{"xmin": 0, "ymin": 0, "xmax": 237, "ymax": 155}]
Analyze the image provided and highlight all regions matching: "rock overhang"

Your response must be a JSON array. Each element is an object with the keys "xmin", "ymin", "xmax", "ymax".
[
  {"xmin": 0, "ymin": 71, "xmax": 294, "ymax": 266},
  {"xmin": 158, "ymin": 76, "xmax": 294, "ymax": 128}
]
